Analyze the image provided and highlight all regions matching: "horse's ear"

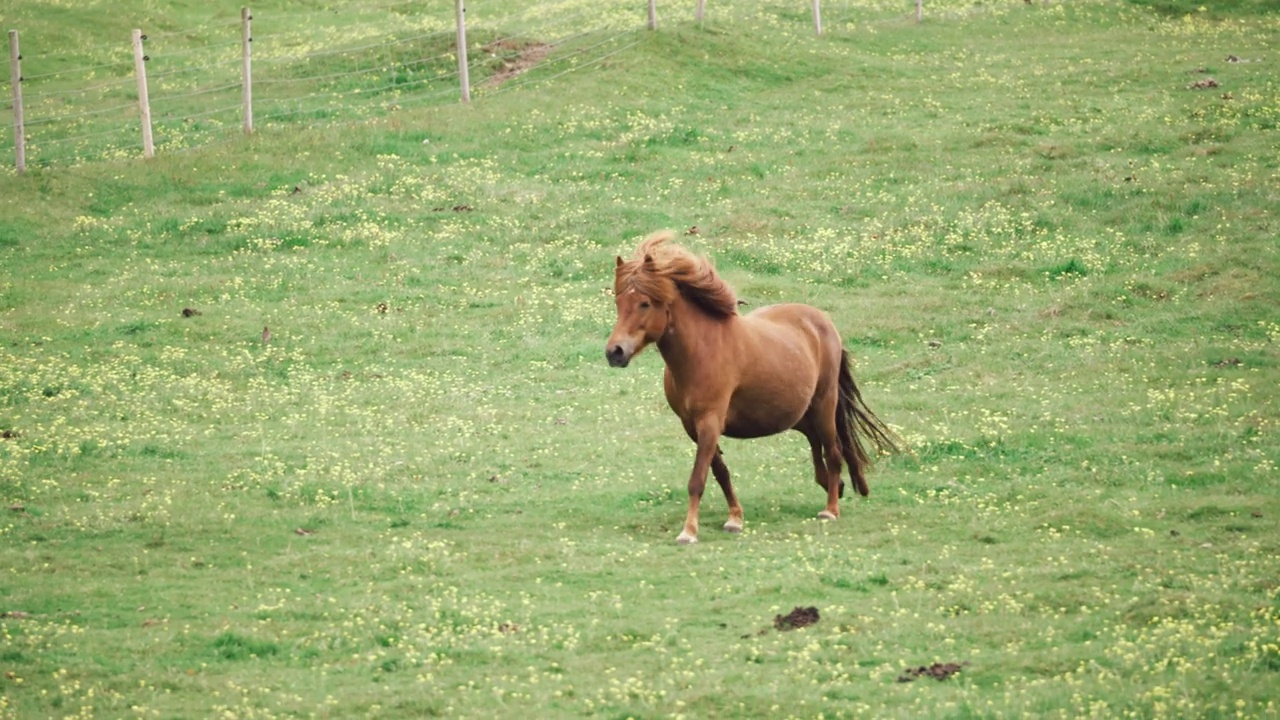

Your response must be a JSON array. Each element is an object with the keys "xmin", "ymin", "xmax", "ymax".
[
  {"xmin": 643, "ymin": 254, "xmax": 655, "ymax": 268},
  {"xmin": 615, "ymin": 256, "xmax": 624, "ymax": 268}
]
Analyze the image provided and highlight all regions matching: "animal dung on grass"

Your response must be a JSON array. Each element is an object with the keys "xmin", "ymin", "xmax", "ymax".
[
  {"xmin": 897, "ymin": 662, "xmax": 967, "ymax": 682},
  {"xmin": 774, "ymin": 606, "xmax": 820, "ymax": 631}
]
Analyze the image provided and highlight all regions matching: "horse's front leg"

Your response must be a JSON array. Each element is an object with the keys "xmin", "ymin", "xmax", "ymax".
[
  {"xmin": 711, "ymin": 450, "xmax": 744, "ymax": 534},
  {"xmin": 678, "ymin": 417, "xmax": 722, "ymax": 545}
]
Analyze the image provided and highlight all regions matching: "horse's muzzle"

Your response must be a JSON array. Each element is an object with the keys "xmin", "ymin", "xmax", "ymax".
[{"xmin": 605, "ymin": 344, "xmax": 631, "ymax": 368}]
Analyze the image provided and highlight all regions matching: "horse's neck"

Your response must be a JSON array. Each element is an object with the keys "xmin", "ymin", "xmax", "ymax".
[{"xmin": 657, "ymin": 300, "xmax": 732, "ymax": 379}]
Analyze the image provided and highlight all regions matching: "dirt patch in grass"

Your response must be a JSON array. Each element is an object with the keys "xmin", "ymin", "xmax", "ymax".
[{"xmin": 484, "ymin": 40, "xmax": 553, "ymax": 88}]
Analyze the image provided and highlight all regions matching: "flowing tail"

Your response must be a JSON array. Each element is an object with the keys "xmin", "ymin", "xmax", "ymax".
[{"xmin": 835, "ymin": 350, "xmax": 900, "ymax": 497}]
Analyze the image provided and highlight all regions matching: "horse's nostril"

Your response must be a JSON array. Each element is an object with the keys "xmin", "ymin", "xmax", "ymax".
[{"xmin": 606, "ymin": 345, "xmax": 629, "ymax": 367}]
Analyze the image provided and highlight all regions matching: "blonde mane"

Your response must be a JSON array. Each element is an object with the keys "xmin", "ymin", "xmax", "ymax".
[{"xmin": 615, "ymin": 232, "xmax": 738, "ymax": 317}]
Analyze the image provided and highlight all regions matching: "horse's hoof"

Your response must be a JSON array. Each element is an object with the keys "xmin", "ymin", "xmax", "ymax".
[
  {"xmin": 817, "ymin": 510, "xmax": 838, "ymax": 521},
  {"xmin": 723, "ymin": 520, "xmax": 743, "ymax": 534},
  {"xmin": 676, "ymin": 531, "xmax": 699, "ymax": 545}
]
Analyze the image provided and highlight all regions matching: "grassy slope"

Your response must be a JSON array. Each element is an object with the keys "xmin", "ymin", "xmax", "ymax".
[{"xmin": 2, "ymin": 2, "xmax": 1279, "ymax": 718}]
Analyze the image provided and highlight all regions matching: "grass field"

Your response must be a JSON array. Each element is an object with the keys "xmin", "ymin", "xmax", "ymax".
[{"xmin": 2, "ymin": 1, "xmax": 1279, "ymax": 718}]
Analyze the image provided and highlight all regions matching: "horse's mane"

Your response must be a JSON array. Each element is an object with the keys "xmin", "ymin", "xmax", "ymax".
[{"xmin": 615, "ymin": 231, "xmax": 738, "ymax": 317}]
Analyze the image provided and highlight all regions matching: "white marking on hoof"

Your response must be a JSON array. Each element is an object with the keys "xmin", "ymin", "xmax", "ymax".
[
  {"xmin": 723, "ymin": 520, "xmax": 743, "ymax": 534},
  {"xmin": 817, "ymin": 510, "xmax": 838, "ymax": 521},
  {"xmin": 676, "ymin": 531, "xmax": 699, "ymax": 545}
]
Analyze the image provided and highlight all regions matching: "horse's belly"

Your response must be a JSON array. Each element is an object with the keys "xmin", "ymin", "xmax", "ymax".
[
  {"xmin": 722, "ymin": 388, "xmax": 811, "ymax": 439},
  {"xmin": 720, "ymin": 327, "xmax": 823, "ymax": 438},
  {"xmin": 722, "ymin": 419, "xmax": 796, "ymax": 440}
]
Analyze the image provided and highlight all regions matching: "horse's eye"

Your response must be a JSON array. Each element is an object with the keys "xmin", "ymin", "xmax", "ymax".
[{"xmin": 639, "ymin": 301, "xmax": 651, "ymax": 310}]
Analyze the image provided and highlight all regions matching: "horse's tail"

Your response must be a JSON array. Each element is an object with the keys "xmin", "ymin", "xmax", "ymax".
[{"xmin": 835, "ymin": 350, "xmax": 900, "ymax": 497}]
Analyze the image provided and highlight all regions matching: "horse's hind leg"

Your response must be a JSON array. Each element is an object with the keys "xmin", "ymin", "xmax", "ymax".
[
  {"xmin": 802, "ymin": 421, "xmax": 845, "ymax": 521},
  {"xmin": 805, "ymin": 434, "xmax": 825, "ymax": 492},
  {"xmin": 841, "ymin": 444, "xmax": 870, "ymax": 499},
  {"xmin": 805, "ymin": 432, "xmax": 845, "ymax": 500},
  {"xmin": 711, "ymin": 449, "xmax": 744, "ymax": 533}
]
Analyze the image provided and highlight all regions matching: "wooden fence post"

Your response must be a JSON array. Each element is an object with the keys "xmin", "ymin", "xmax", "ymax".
[
  {"xmin": 648, "ymin": 0, "xmax": 657, "ymax": 30},
  {"xmin": 241, "ymin": 7, "xmax": 253, "ymax": 134},
  {"xmin": 8, "ymin": 30, "xmax": 24, "ymax": 174},
  {"xmin": 455, "ymin": 0, "xmax": 470, "ymax": 102},
  {"xmin": 916, "ymin": 0, "xmax": 923, "ymax": 23},
  {"xmin": 812, "ymin": 0, "xmax": 822, "ymax": 35},
  {"xmin": 131, "ymin": 29, "xmax": 154, "ymax": 158},
  {"xmin": 696, "ymin": 0, "xmax": 706, "ymax": 23}
]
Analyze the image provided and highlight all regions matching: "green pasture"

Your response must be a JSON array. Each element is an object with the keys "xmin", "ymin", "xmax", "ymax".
[{"xmin": 2, "ymin": 1, "xmax": 1278, "ymax": 718}]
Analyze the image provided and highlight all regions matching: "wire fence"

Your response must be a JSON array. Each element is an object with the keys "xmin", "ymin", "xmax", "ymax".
[{"xmin": 3, "ymin": 0, "xmax": 1008, "ymax": 173}]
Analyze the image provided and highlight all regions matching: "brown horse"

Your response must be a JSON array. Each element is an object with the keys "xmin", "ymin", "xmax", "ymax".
[{"xmin": 605, "ymin": 232, "xmax": 899, "ymax": 544}]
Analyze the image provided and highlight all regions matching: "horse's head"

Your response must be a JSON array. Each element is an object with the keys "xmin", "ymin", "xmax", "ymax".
[{"xmin": 605, "ymin": 255, "xmax": 670, "ymax": 368}]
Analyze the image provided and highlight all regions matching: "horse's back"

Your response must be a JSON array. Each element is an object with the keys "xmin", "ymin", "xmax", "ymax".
[
  {"xmin": 746, "ymin": 302, "xmax": 833, "ymax": 321},
  {"xmin": 743, "ymin": 303, "xmax": 842, "ymax": 356}
]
